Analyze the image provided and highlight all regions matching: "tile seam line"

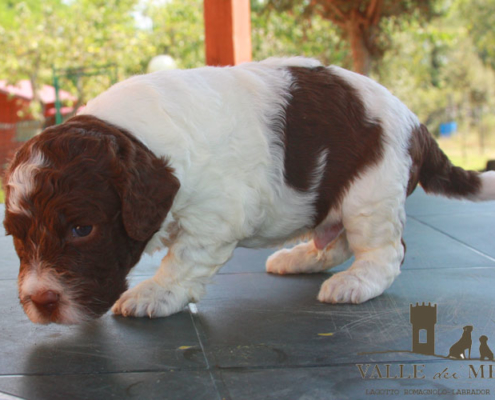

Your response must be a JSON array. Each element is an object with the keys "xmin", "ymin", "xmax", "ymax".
[
  {"xmin": 188, "ymin": 310, "xmax": 223, "ymax": 400},
  {"xmin": 408, "ymin": 215, "xmax": 495, "ymax": 264},
  {"xmin": 0, "ymin": 367, "xmax": 208, "ymax": 378},
  {"xmin": 211, "ymin": 360, "xmax": 453, "ymax": 371},
  {"xmin": 0, "ymin": 389, "xmax": 21, "ymax": 400},
  {"xmin": 402, "ymin": 265, "xmax": 495, "ymax": 271},
  {"xmin": 407, "ymin": 211, "xmax": 495, "ymax": 218},
  {"xmin": 188, "ymin": 310, "xmax": 210, "ymax": 369},
  {"xmin": 0, "ymin": 359, "xmax": 456, "ymax": 378}
]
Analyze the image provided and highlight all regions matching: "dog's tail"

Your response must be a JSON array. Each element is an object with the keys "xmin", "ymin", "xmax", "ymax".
[{"xmin": 408, "ymin": 124, "xmax": 495, "ymax": 201}]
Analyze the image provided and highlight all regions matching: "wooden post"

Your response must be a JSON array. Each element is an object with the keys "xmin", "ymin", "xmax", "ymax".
[{"xmin": 204, "ymin": 0, "xmax": 252, "ymax": 66}]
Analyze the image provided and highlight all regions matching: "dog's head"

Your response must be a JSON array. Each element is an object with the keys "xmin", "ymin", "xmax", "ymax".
[
  {"xmin": 480, "ymin": 335, "xmax": 488, "ymax": 343},
  {"xmin": 463, "ymin": 325, "xmax": 474, "ymax": 333},
  {"xmin": 2, "ymin": 115, "xmax": 179, "ymax": 324}
]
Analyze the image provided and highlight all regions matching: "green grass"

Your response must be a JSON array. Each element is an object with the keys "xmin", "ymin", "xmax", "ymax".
[
  {"xmin": 0, "ymin": 181, "xmax": 4, "ymax": 204},
  {"xmin": 437, "ymin": 129, "xmax": 495, "ymax": 171}
]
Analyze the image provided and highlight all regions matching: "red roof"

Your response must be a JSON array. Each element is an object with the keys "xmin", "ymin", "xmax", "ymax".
[{"xmin": 0, "ymin": 80, "xmax": 77, "ymax": 103}]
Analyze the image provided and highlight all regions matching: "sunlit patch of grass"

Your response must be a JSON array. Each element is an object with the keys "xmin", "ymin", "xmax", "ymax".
[
  {"xmin": 0, "ymin": 181, "xmax": 4, "ymax": 204},
  {"xmin": 436, "ymin": 129, "xmax": 495, "ymax": 171}
]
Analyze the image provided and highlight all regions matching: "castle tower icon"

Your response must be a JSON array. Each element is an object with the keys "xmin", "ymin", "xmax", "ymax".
[{"xmin": 410, "ymin": 302, "xmax": 437, "ymax": 355}]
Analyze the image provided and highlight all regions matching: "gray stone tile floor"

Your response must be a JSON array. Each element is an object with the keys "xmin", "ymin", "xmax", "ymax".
[{"xmin": 0, "ymin": 188, "xmax": 495, "ymax": 399}]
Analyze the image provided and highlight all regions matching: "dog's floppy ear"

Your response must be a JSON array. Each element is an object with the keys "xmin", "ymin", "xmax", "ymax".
[
  {"xmin": 119, "ymin": 149, "xmax": 180, "ymax": 242},
  {"xmin": 100, "ymin": 122, "xmax": 179, "ymax": 242}
]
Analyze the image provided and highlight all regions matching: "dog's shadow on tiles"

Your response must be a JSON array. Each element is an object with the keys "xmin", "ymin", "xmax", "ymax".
[
  {"xmin": 21, "ymin": 314, "xmax": 207, "ymax": 399},
  {"xmin": 22, "ymin": 331, "xmax": 134, "ymax": 400},
  {"xmin": 21, "ymin": 322, "xmax": 125, "ymax": 400},
  {"xmin": 23, "ymin": 321, "xmax": 111, "ymax": 371},
  {"xmin": 22, "ymin": 310, "xmax": 203, "ymax": 375}
]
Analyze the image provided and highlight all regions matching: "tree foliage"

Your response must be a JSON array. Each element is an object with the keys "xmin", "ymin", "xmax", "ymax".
[
  {"xmin": 0, "ymin": 0, "xmax": 203, "ymax": 120},
  {"xmin": 457, "ymin": 0, "xmax": 495, "ymax": 70},
  {"xmin": 264, "ymin": 0, "xmax": 438, "ymax": 75},
  {"xmin": 0, "ymin": 0, "xmax": 150, "ymax": 119},
  {"xmin": 143, "ymin": 0, "xmax": 205, "ymax": 69},
  {"xmin": 378, "ymin": 1, "xmax": 495, "ymax": 142},
  {"xmin": 251, "ymin": 0, "xmax": 348, "ymax": 67},
  {"xmin": 1, "ymin": 0, "xmax": 495, "ymax": 154}
]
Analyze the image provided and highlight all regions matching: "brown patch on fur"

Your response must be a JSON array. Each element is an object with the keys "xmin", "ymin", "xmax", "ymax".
[
  {"xmin": 283, "ymin": 66, "xmax": 384, "ymax": 226},
  {"xmin": 3, "ymin": 115, "xmax": 179, "ymax": 323},
  {"xmin": 407, "ymin": 124, "xmax": 481, "ymax": 198}
]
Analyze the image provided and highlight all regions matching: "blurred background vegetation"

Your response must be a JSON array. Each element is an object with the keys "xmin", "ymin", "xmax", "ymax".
[{"xmin": 1, "ymin": 0, "xmax": 495, "ymax": 177}]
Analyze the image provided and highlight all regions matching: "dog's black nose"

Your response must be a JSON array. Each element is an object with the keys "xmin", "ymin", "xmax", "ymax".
[{"xmin": 31, "ymin": 290, "xmax": 60, "ymax": 314}]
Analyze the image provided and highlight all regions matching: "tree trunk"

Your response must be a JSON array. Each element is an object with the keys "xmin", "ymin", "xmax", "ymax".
[{"xmin": 346, "ymin": 20, "xmax": 372, "ymax": 76}]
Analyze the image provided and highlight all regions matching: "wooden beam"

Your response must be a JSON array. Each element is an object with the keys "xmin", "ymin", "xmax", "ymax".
[{"xmin": 204, "ymin": 0, "xmax": 252, "ymax": 66}]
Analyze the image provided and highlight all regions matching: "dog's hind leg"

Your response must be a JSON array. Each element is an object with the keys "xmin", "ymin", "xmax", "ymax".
[
  {"xmin": 317, "ymin": 161, "xmax": 407, "ymax": 304},
  {"xmin": 317, "ymin": 208, "xmax": 404, "ymax": 303},
  {"xmin": 266, "ymin": 230, "xmax": 352, "ymax": 275}
]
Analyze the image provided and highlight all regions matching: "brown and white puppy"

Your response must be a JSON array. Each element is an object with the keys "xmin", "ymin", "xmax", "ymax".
[
  {"xmin": 3, "ymin": 57, "xmax": 495, "ymax": 324},
  {"xmin": 3, "ymin": 118, "xmax": 178, "ymax": 323}
]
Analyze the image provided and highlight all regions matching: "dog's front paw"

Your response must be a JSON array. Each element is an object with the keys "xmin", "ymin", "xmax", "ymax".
[
  {"xmin": 317, "ymin": 271, "xmax": 376, "ymax": 304},
  {"xmin": 112, "ymin": 279, "xmax": 188, "ymax": 318}
]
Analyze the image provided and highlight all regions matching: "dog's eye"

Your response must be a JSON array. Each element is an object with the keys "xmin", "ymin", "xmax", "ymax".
[{"xmin": 72, "ymin": 225, "xmax": 93, "ymax": 238}]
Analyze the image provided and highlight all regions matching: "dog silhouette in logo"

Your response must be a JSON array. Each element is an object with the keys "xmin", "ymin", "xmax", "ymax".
[
  {"xmin": 448, "ymin": 325, "xmax": 473, "ymax": 359},
  {"xmin": 479, "ymin": 335, "xmax": 494, "ymax": 361}
]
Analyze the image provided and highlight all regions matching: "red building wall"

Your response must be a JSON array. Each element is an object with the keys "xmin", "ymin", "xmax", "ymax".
[{"xmin": 0, "ymin": 94, "xmax": 30, "ymax": 174}]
